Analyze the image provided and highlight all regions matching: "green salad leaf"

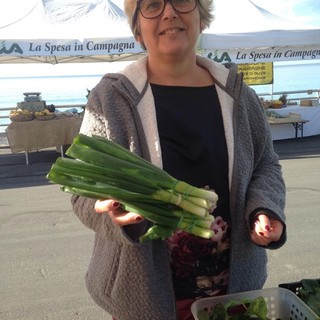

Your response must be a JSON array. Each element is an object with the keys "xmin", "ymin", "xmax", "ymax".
[
  {"xmin": 298, "ymin": 279, "xmax": 320, "ymax": 316},
  {"xmin": 197, "ymin": 296, "xmax": 270, "ymax": 320}
]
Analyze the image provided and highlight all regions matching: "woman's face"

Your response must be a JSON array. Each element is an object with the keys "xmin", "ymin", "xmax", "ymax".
[{"xmin": 136, "ymin": 0, "xmax": 201, "ymax": 60}]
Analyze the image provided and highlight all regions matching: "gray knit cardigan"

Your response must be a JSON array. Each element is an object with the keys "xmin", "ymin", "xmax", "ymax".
[{"xmin": 71, "ymin": 56, "xmax": 286, "ymax": 320}]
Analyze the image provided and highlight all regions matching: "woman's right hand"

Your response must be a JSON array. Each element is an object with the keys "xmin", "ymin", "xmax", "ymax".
[{"xmin": 94, "ymin": 199, "xmax": 144, "ymax": 226}]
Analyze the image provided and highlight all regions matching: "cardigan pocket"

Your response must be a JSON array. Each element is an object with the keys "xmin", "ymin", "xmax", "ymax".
[
  {"xmin": 85, "ymin": 236, "xmax": 122, "ymax": 300},
  {"xmin": 103, "ymin": 242, "xmax": 122, "ymax": 296}
]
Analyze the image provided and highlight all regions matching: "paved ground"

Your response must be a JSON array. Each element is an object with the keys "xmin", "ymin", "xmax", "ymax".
[
  {"xmin": 1, "ymin": 136, "xmax": 320, "ymax": 319},
  {"xmin": 0, "ymin": 145, "xmax": 111, "ymax": 319}
]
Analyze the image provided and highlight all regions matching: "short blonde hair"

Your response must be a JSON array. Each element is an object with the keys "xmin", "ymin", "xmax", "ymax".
[{"xmin": 124, "ymin": 0, "xmax": 214, "ymax": 39}]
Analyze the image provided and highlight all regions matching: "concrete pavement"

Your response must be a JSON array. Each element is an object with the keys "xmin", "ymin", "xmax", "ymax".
[
  {"xmin": 1, "ymin": 136, "xmax": 320, "ymax": 319},
  {"xmin": 0, "ymin": 147, "xmax": 112, "ymax": 319}
]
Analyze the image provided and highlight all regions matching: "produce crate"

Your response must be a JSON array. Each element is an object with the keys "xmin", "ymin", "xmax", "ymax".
[
  {"xmin": 279, "ymin": 280, "xmax": 305, "ymax": 296},
  {"xmin": 191, "ymin": 287, "xmax": 318, "ymax": 320},
  {"xmin": 279, "ymin": 279, "xmax": 320, "ymax": 316},
  {"xmin": 279, "ymin": 279, "xmax": 320, "ymax": 296}
]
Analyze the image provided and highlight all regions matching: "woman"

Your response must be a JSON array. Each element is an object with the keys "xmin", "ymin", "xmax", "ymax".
[{"xmin": 71, "ymin": 0, "xmax": 286, "ymax": 319}]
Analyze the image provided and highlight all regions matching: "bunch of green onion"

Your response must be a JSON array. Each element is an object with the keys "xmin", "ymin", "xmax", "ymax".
[{"xmin": 47, "ymin": 134, "xmax": 218, "ymax": 242}]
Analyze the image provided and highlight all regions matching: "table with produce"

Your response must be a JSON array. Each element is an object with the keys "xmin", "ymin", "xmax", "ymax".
[
  {"xmin": 6, "ymin": 92, "xmax": 83, "ymax": 157},
  {"xmin": 7, "ymin": 112, "xmax": 82, "ymax": 153},
  {"xmin": 260, "ymin": 94, "xmax": 320, "ymax": 140}
]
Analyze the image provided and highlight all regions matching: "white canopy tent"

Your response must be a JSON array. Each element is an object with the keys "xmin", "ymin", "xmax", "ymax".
[
  {"xmin": 0, "ymin": 0, "xmax": 144, "ymax": 64},
  {"xmin": 199, "ymin": 29, "xmax": 320, "ymax": 63},
  {"xmin": 0, "ymin": 0, "xmax": 319, "ymax": 65},
  {"xmin": 199, "ymin": 0, "xmax": 320, "ymax": 63}
]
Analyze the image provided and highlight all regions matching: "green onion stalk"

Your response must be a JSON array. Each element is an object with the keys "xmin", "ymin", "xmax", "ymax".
[{"xmin": 47, "ymin": 134, "xmax": 218, "ymax": 242}]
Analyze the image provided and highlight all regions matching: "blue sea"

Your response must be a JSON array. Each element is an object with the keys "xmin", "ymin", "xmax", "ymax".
[{"xmin": 1, "ymin": 61, "xmax": 320, "ymax": 132}]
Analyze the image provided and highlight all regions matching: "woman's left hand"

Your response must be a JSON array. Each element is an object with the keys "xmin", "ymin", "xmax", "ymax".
[{"xmin": 250, "ymin": 213, "xmax": 284, "ymax": 246}]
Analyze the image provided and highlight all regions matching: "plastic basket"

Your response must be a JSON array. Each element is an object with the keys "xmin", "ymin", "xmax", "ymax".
[{"xmin": 191, "ymin": 287, "xmax": 319, "ymax": 320}]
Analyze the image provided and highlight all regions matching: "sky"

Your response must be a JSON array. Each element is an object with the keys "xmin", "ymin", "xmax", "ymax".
[
  {"xmin": 252, "ymin": 0, "xmax": 320, "ymax": 27},
  {"xmin": 0, "ymin": 0, "xmax": 319, "ymax": 77},
  {"xmin": 1, "ymin": 0, "xmax": 319, "ymax": 28}
]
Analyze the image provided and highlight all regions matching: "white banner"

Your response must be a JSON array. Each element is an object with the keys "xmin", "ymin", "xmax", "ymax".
[
  {"xmin": 203, "ymin": 46, "xmax": 320, "ymax": 63},
  {"xmin": 0, "ymin": 38, "xmax": 143, "ymax": 57}
]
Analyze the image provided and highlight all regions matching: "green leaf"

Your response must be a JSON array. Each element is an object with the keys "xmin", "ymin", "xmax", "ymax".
[
  {"xmin": 197, "ymin": 310, "xmax": 211, "ymax": 320},
  {"xmin": 247, "ymin": 297, "xmax": 268, "ymax": 320}
]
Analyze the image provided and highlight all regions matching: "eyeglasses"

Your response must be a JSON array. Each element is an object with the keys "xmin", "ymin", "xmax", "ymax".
[{"xmin": 137, "ymin": 0, "xmax": 198, "ymax": 19}]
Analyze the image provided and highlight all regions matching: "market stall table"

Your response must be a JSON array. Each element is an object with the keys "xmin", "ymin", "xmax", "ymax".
[
  {"xmin": 268, "ymin": 105, "xmax": 320, "ymax": 140},
  {"xmin": 268, "ymin": 118, "xmax": 309, "ymax": 139},
  {"xmin": 6, "ymin": 116, "xmax": 82, "ymax": 164}
]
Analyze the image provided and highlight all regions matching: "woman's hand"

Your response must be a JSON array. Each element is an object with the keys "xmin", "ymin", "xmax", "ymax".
[
  {"xmin": 95, "ymin": 199, "xmax": 144, "ymax": 226},
  {"xmin": 250, "ymin": 213, "xmax": 284, "ymax": 246}
]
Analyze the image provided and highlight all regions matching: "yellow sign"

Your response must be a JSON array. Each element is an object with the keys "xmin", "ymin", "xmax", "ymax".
[{"xmin": 238, "ymin": 62, "xmax": 273, "ymax": 85}]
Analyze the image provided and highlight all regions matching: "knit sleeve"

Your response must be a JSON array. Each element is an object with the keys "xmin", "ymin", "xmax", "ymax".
[
  {"xmin": 70, "ymin": 75, "xmax": 151, "ymax": 244},
  {"xmin": 243, "ymin": 87, "xmax": 286, "ymax": 238}
]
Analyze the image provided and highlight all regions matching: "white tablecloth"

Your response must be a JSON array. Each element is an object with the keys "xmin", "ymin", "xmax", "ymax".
[{"xmin": 268, "ymin": 105, "xmax": 320, "ymax": 140}]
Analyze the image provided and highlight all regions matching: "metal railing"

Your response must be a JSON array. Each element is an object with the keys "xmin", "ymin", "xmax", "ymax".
[
  {"xmin": 1, "ymin": 89, "xmax": 320, "ymax": 130},
  {"xmin": 257, "ymin": 89, "xmax": 320, "ymax": 104}
]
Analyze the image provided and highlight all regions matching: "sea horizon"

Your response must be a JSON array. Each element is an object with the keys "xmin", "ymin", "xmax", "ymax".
[{"xmin": 1, "ymin": 61, "xmax": 319, "ymax": 133}]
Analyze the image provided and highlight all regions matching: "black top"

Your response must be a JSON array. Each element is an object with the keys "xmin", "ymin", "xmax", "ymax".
[
  {"xmin": 151, "ymin": 84, "xmax": 231, "ymax": 300},
  {"xmin": 151, "ymin": 84, "xmax": 230, "ymax": 221}
]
